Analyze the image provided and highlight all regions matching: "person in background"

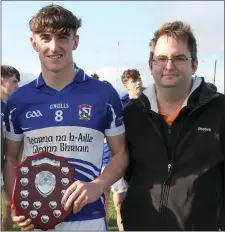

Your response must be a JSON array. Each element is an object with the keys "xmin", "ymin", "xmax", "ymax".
[
  {"xmin": 1, "ymin": 65, "xmax": 20, "ymax": 231},
  {"xmin": 1, "ymin": 65, "xmax": 20, "ymax": 123},
  {"xmin": 103, "ymin": 70, "xmax": 143, "ymax": 231}
]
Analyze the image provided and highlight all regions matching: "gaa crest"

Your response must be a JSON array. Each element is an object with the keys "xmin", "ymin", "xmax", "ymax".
[
  {"xmin": 12, "ymin": 152, "xmax": 75, "ymax": 231},
  {"xmin": 78, "ymin": 104, "xmax": 92, "ymax": 120}
]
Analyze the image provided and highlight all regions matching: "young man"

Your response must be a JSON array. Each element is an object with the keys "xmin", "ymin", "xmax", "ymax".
[
  {"xmin": 3, "ymin": 4, "xmax": 128, "ymax": 231},
  {"xmin": 113, "ymin": 69, "xmax": 143, "ymax": 231},
  {"xmin": 121, "ymin": 21, "xmax": 225, "ymax": 231},
  {"xmin": 103, "ymin": 70, "xmax": 143, "ymax": 231},
  {"xmin": 1, "ymin": 65, "xmax": 20, "ymax": 122},
  {"xmin": 1, "ymin": 65, "xmax": 20, "ymax": 231}
]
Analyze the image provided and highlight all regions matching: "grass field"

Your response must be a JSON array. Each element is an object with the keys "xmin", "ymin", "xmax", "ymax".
[
  {"xmin": 2, "ymin": 192, "xmax": 118, "ymax": 231},
  {"xmin": 108, "ymin": 192, "xmax": 118, "ymax": 231}
]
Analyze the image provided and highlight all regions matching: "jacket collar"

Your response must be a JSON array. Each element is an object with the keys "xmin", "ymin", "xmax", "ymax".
[{"xmin": 137, "ymin": 77, "xmax": 218, "ymax": 114}]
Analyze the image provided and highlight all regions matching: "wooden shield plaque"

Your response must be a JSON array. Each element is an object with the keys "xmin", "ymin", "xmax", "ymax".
[{"xmin": 12, "ymin": 152, "xmax": 75, "ymax": 231}]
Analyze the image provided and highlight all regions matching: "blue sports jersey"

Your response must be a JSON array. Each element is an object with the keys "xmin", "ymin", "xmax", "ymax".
[
  {"xmin": 4, "ymin": 68, "xmax": 125, "ymax": 222},
  {"xmin": 102, "ymin": 93, "xmax": 130, "ymax": 166},
  {"xmin": 121, "ymin": 93, "xmax": 130, "ymax": 108},
  {"xmin": 1, "ymin": 100, "xmax": 6, "ymax": 122},
  {"xmin": 102, "ymin": 140, "xmax": 111, "ymax": 167}
]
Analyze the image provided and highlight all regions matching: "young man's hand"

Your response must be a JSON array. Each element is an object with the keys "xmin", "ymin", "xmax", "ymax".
[
  {"xmin": 61, "ymin": 180, "xmax": 104, "ymax": 214},
  {"xmin": 11, "ymin": 204, "xmax": 34, "ymax": 231}
]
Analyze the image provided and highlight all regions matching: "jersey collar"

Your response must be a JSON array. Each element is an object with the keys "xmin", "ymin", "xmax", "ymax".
[{"xmin": 35, "ymin": 68, "xmax": 88, "ymax": 88}]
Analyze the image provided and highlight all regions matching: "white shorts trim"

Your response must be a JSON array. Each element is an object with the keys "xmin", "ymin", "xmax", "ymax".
[
  {"xmin": 1, "ymin": 172, "xmax": 4, "ymax": 188},
  {"xmin": 101, "ymin": 167, "xmax": 128, "ymax": 193},
  {"xmin": 111, "ymin": 177, "xmax": 128, "ymax": 193}
]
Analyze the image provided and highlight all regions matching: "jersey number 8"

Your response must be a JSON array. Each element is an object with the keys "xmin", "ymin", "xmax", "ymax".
[{"xmin": 55, "ymin": 110, "xmax": 63, "ymax": 122}]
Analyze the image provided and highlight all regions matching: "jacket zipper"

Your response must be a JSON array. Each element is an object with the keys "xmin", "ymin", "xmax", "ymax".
[
  {"xmin": 168, "ymin": 126, "xmax": 172, "ymax": 172},
  {"xmin": 139, "ymin": 95, "xmax": 219, "ymax": 228},
  {"xmin": 166, "ymin": 94, "xmax": 219, "ymax": 176},
  {"xmin": 159, "ymin": 125, "xmax": 173, "ymax": 227},
  {"xmin": 168, "ymin": 163, "xmax": 171, "ymax": 172},
  {"xmin": 158, "ymin": 95, "xmax": 219, "ymax": 228}
]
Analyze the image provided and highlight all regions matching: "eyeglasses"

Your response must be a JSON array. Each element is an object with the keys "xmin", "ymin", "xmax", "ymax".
[{"xmin": 152, "ymin": 56, "xmax": 192, "ymax": 66}]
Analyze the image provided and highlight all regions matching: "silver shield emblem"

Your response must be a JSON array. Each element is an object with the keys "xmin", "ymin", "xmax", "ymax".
[
  {"xmin": 61, "ymin": 167, "xmax": 69, "ymax": 175},
  {"xmin": 20, "ymin": 201, "xmax": 29, "ymax": 209},
  {"xmin": 20, "ymin": 190, "xmax": 29, "ymax": 198},
  {"xmin": 30, "ymin": 210, "xmax": 38, "ymax": 218},
  {"xmin": 33, "ymin": 201, "xmax": 42, "ymax": 209},
  {"xmin": 41, "ymin": 215, "xmax": 49, "ymax": 223},
  {"xmin": 20, "ymin": 167, "xmax": 29, "ymax": 175},
  {"xmin": 53, "ymin": 210, "xmax": 61, "ymax": 218},
  {"xmin": 35, "ymin": 171, "xmax": 56, "ymax": 197},
  {"xmin": 49, "ymin": 201, "xmax": 57, "ymax": 209},
  {"xmin": 20, "ymin": 178, "xmax": 29, "ymax": 186},
  {"xmin": 61, "ymin": 178, "xmax": 69, "ymax": 186}
]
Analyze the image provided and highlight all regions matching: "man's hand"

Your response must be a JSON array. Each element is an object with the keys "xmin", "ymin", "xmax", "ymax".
[
  {"xmin": 61, "ymin": 180, "xmax": 104, "ymax": 214},
  {"xmin": 11, "ymin": 204, "xmax": 34, "ymax": 231}
]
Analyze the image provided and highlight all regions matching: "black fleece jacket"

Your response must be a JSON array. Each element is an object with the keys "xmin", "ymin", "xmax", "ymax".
[{"xmin": 121, "ymin": 78, "xmax": 225, "ymax": 231}]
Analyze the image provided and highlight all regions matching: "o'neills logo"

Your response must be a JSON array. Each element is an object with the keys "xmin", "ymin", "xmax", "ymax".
[
  {"xmin": 50, "ymin": 103, "xmax": 69, "ymax": 109},
  {"xmin": 198, "ymin": 127, "xmax": 211, "ymax": 132}
]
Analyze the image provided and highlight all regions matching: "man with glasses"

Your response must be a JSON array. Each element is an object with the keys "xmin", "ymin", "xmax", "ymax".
[{"xmin": 121, "ymin": 21, "xmax": 225, "ymax": 231}]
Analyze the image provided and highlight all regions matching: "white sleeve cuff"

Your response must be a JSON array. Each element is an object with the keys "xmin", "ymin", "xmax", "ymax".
[
  {"xmin": 105, "ymin": 125, "xmax": 125, "ymax": 136},
  {"xmin": 6, "ymin": 131, "xmax": 23, "ymax": 141}
]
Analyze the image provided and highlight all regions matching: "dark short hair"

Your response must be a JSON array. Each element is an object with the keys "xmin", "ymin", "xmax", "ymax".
[
  {"xmin": 149, "ymin": 21, "xmax": 197, "ymax": 68},
  {"xmin": 1, "ymin": 65, "xmax": 20, "ymax": 82},
  {"xmin": 29, "ymin": 4, "xmax": 82, "ymax": 36},
  {"xmin": 121, "ymin": 69, "xmax": 141, "ymax": 84}
]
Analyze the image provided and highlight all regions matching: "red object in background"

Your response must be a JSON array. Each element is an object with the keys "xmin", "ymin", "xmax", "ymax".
[{"xmin": 12, "ymin": 152, "xmax": 75, "ymax": 231}]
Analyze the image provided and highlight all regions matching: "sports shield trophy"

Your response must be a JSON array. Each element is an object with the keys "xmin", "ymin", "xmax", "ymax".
[{"xmin": 12, "ymin": 152, "xmax": 75, "ymax": 231}]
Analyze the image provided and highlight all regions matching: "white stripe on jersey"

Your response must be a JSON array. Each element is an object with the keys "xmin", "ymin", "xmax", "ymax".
[
  {"xmin": 69, "ymin": 160, "xmax": 99, "ymax": 177},
  {"xmin": 6, "ymin": 108, "xmax": 24, "ymax": 141},
  {"xmin": 9, "ymin": 108, "xmax": 16, "ymax": 134},
  {"xmin": 107, "ymin": 104, "xmax": 116, "ymax": 129},
  {"xmin": 105, "ymin": 124, "xmax": 125, "ymax": 137},
  {"xmin": 76, "ymin": 169, "xmax": 96, "ymax": 181}
]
